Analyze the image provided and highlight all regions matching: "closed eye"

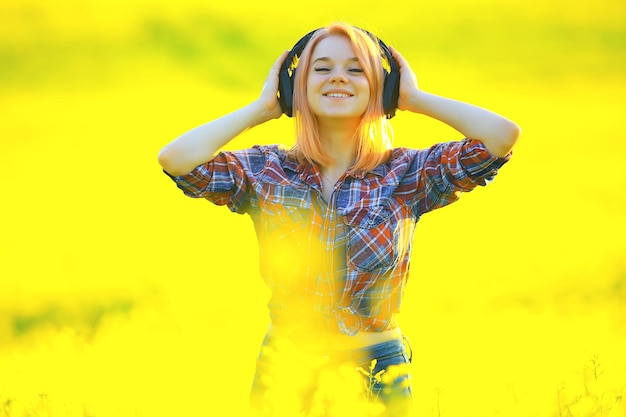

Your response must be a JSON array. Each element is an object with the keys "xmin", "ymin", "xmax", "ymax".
[{"xmin": 314, "ymin": 67, "xmax": 330, "ymax": 72}]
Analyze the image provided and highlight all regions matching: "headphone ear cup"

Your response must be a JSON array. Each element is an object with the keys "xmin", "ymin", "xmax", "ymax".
[
  {"xmin": 278, "ymin": 29, "xmax": 319, "ymax": 118},
  {"xmin": 278, "ymin": 53, "xmax": 296, "ymax": 117},
  {"xmin": 383, "ymin": 68, "xmax": 400, "ymax": 118},
  {"xmin": 358, "ymin": 29, "xmax": 400, "ymax": 119},
  {"xmin": 376, "ymin": 41, "xmax": 400, "ymax": 119}
]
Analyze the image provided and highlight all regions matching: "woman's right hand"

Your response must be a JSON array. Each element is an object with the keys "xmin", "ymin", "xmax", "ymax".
[{"xmin": 257, "ymin": 50, "xmax": 289, "ymax": 121}]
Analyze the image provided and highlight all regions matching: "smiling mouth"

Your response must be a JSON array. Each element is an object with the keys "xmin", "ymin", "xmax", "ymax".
[{"xmin": 323, "ymin": 93, "xmax": 353, "ymax": 98}]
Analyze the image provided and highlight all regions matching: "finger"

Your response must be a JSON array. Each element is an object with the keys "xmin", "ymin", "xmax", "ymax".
[
  {"xmin": 389, "ymin": 46, "xmax": 408, "ymax": 68},
  {"xmin": 270, "ymin": 50, "xmax": 290, "ymax": 74}
]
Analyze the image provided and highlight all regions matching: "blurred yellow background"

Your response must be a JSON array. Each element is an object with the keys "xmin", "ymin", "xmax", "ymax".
[{"xmin": 1, "ymin": 0, "xmax": 625, "ymax": 415}]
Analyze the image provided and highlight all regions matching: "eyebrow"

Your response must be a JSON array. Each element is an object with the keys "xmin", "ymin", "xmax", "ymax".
[{"xmin": 312, "ymin": 57, "xmax": 360, "ymax": 64}]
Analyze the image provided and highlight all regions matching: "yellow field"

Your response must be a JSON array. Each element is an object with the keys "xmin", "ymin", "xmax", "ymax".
[{"xmin": 1, "ymin": 0, "xmax": 625, "ymax": 415}]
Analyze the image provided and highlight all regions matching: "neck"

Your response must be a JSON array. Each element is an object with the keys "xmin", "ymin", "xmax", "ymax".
[{"xmin": 318, "ymin": 118, "xmax": 360, "ymax": 175}]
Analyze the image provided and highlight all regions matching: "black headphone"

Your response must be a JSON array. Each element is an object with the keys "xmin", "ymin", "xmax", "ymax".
[{"xmin": 278, "ymin": 27, "xmax": 400, "ymax": 119}]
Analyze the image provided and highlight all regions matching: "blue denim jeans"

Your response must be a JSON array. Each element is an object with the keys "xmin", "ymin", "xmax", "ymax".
[{"xmin": 250, "ymin": 334, "xmax": 413, "ymax": 416}]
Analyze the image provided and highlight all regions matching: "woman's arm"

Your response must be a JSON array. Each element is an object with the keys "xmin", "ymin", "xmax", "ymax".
[
  {"xmin": 158, "ymin": 51, "xmax": 288, "ymax": 176},
  {"xmin": 391, "ymin": 47, "xmax": 521, "ymax": 158}
]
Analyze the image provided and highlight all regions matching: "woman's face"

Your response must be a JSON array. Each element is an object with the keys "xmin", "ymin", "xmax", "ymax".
[{"xmin": 306, "ymin": 34, "xmax": 370, "ymax": 122}]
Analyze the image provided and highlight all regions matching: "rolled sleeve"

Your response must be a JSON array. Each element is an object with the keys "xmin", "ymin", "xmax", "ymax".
[
  {"xmin": 411, "ymin": 139, "xmax": 511, "ymax": 215},
  {"xmin": 456, "ymin": 139, "xmax": 511, "ymax": 186},
  {"xmin": 163, "ymin": 150, "xmax": 254, "ymax": 214}
]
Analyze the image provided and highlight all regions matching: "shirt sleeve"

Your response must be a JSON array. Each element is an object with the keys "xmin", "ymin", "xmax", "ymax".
[
  {"xmin": 163, "ymin": 147, "xmax": 266, "ymax": 214},
  {"xmin": 406, "ymin": 139, "xmax": 512, "ymax": 216}
]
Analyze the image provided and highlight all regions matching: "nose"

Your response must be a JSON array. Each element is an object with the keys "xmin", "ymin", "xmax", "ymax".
[{"xmin": 329, "ymin": 71, "xmax": 348, "ymax": 84}]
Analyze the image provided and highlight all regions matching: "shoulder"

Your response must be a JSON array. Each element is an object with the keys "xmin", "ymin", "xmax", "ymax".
[
  {"xmin": 386, "ymin": 142, "xmax": 460, "ymax": 164},
  {"xmin": 373, "ymin": 142, "xmax": 471, "ymax": 182},
  {"xmin": 386, "ymin": 139, "xmax": 511, "ymax": 188},
  {"xmin": 222, "ymin": 144, "xmax": 292, "ymax": 174},
  {"xmin": 226, "ymin": 144, "xmax": 289, "ymax": 160},
  {"xmin": 386, "ymin": 140, "xmax": 508, "ymax": 168},
  {"xmin": 378, "ymin": 147, "xmax": 423, "ymax": 174}
]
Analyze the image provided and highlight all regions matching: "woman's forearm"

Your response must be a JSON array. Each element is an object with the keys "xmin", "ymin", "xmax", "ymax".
[
  {"xmin": 158, "ymin": 100, "xmax": 273, "ymax": 176},
  {"xmin": 407, "ymin": 90, "xmax": 521, "ymax": 157},
  {"xmin": 158, "ymin": 51, "xmax": 288, "ymax": 176},
  {"xmin": 389, "ymin": 47, "xmax": 520, "ymax": 157}
]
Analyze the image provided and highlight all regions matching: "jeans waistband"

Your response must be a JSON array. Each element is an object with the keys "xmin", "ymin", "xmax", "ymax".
[
  {"xmin": 337, "ymin": 335, "xmax": 413, "ymax": 365},
  {"xmin": 262, "ymin": 334, "xmax": 413, "ymax": 366}
]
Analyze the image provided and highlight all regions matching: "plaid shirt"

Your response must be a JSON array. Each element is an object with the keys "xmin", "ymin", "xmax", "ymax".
[{"xmin": 165, "ymin": 139, "xmax": 510, "ymax": 336}]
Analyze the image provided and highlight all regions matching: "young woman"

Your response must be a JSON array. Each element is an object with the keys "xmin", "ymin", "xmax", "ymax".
[{"xmin": 158, "ymin": 22, "xmax": 520, "ymax": 417}]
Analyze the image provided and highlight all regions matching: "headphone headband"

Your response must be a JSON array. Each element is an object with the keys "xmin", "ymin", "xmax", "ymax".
[{"xmin": 278, "ymin": 26, "xmax": 400, "ymax": 119}]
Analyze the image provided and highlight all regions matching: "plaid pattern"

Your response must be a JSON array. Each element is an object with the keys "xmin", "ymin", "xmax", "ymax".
[{"xmin": 165, "ymin": 139, "xmax": 511, "ymax": 335}]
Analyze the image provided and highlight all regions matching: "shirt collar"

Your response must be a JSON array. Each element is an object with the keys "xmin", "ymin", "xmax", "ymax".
[
  {"xmin": 282, "ymin": 154, "xmax": 302, "ymax": 174},
  {"xmin": 283, "ymin": 155, "xmax": 321, "ymax": 188},
  {"xmin": 351, "ymin": 163, "xmax": 389, "ymax": 179},
  {"xmin": 283, "ymin": 153, "xmax": 389, "ymax": 182}
]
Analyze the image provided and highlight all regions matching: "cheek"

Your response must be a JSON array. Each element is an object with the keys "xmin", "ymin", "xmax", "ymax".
[
  {"xmin": 359, "ymin": 82, "xmax": 372, "ymax": 105},
  {"xmin": 306, "ymin": 75, "xmax": 323, "ymax": 92},
  {"xmin": 361, "ymin": 79, "xmax": 372, "ymax": 95},
  {"xmin": 302, "ymin": 76, "xmax": 317, "ymax": 109},
  {"xmin": 306, "ymin": 78, "xmax": 323, "ymax": 107},
  {"xmin": 305, "ymin": 78, "xmax": 315, "ymax": 98}
]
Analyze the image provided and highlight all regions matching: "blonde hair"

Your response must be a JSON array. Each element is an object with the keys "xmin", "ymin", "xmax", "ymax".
[{"xmin": 290, "ymin": 22, "xmax": 394, "ymax": 173}]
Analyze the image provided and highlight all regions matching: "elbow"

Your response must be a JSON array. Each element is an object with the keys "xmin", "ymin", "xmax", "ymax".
[
  {"xmin": 158, "ymin": 146, "xmax": 186, "ymax": 176},
  {"xmin": 502, "ymin": 120, "xmax": 522, "ymax": 148},
  {"xmin": 488, "ymin": 120, "xmax": 522, "ymax": 157},
  {"xmin": 506, "ymin": 120, "xmax": 522, "ymax": 145}
]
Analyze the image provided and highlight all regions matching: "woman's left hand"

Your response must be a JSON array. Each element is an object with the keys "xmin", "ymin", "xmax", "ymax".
[{"xmin": 390, "ymin": 46, "xmax": 420, "ymax": 112}]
